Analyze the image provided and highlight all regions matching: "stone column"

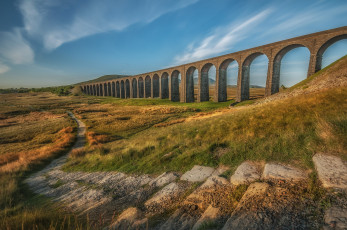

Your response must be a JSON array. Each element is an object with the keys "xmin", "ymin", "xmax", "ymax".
[
  {"xmin": 308, "ymin": 53, "xmax": 318, "ymax": 77},
  {"xmin": 265, "ymin": 60, "xmax": 275, "ymax": 97},
  {"xmin": 214, "ymin": 68, "xmax": 220, "ymax": 102}
]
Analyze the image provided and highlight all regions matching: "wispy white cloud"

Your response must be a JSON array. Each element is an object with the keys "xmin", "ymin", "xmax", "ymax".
[
  {"xmin": 173, "ymin": 9, "xmax": 272, "ymax": 65},
  {"xmin": 0, "ymin": 29, "xmax": 34, "ymax": 65},
  {"xmin": 19, "ymin": 0, "xmax": 199, "ymax": 50},
  {"xmin": 0, "ymin": 62, "xmax": 10, "ymax": 74},
  {"xmin": 260, "ymin": 4, "xmax": 347, "ymax": 40}
]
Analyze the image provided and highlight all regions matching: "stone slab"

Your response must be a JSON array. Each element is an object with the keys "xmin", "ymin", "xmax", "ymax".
[
  {"xmin": 180, "ymin": 165, "xmax": 215, "ymax": 182},
  {"xmin": 313, "ymin": 153, "xmax": 347, "ymax": 190},
  {"xmin": 230, "ymin": 161, "xmax": 261, "ymax": 186},
  {"xmin": 192, "ymin": 205, "xmax": 221, "ymax": 230},
  {"xmin": 262, "ymin": 163, "xmax": 307, "ymax": 181}
]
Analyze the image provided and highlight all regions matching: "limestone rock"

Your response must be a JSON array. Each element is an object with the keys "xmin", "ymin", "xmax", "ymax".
[
  {"xmin": 211, "ymin": 165, "xmax": 230, "ymax": 176},
  {"xmin": 262, "ymin": 163, "xmax": 307, "ymax": 181},
  {"xmin": 192, "ymin": 205, "xmax": 221, "ymax": 230},
  {"xmin": 159, "ymin": 209, "xmax": 197, "ymax": 230},
  {"xmin": 230, "ymin": 161, "xmax": 261, "ymax": 185},
  {"xmin": 324, "ymin": 206, "xmax": 347, "ymax": 230},
  {"xmin": 110, "ymin": 207, "xmax": 143, "ymax": 230},
  {"xmin": 148, "ymin": 172, "xmax": 179, "ymax": 187},
  {"xmin": 313, "ymin": 153, "xmax": 347, "ymax": 190},
  {"xmin": 222, "ymin": 182, "xmax": 269, "ymax": 230},
  {"xmin": 200, "ymin": 175, "xmax": 229, "ymax": 189},
  {"xmin": 145, "ymin": 182, "xmax": 183, "ymax": 209},
  {"xmin": 180, "ymin": 165, "xmax": 215, "ymax": 182}
]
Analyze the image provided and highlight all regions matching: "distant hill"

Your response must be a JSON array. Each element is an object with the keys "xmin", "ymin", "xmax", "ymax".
[
  {"xmin": 78, "ymin": 74, "xmax": 130, "ymax": 85},
  {"xmin": 193, "ymin": 77, "xmax": 216, "ymax": 85}
]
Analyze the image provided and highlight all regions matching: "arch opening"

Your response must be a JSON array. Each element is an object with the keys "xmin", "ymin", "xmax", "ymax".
[
  {"xmin": 241, "ymin": 53, "xmax": 268, "ymax": 101},
  {"xmin": 103, "ymin": 83, "xmax": 107, "ymax": 96},
  {"xmin": 186, "ymin": 66, "xmax": 197, "ymax": 103},
  {"xmin": 93, "ymin": 85, "xmax": 96, "ymax": 96},
  {"xmin": 121, "ymin": 81, "xmax": 125, "ymax": 98},
  {"xmin": 219, "ymin": 58, "xmax": 239, "ymax": 101},
  {"xmin": 112, "ymin": 82, "xmax": 115, "ymax": 97},
  {"xmin": 132, "ymin": 79, "xmax": 138, "ymax": 98},
  {"xmin": 200, "ymin": 63, "xmax": 216, "ymax": 102},
  {"xmin": 116, "ymin": 82, "xmax": 120, "ymax": 98},
  {"xmin": 161, "ymin": 72, "xmax": 169, "ymax": 99},
  {"xmin": 145, "ymin": 75, "xmax": 151, "ymax": 98},
  {"xmin": 138, "ymin": 77, "xmax": 144, "ymax": 98},
  {"xmin": 107, "ymin": 82, "xmax": 111, "ymax": 96},
  {"xmin": 125, "ymin": 79, "xmax": 130, "ymax": 98},
  {"xmin": 316, "ymin": 35, "xmax": 347, "ymax": 71},
  {"xmin": 99, "ymin": 84, "xmax": 103, "ymax": 96},
  {"xmin": 272, "ymin": 45, "xmax": 309, "ymax": 94},
  {"xmin": 275, "ymin": 46, "xmax": 310, "ymax": 93},
  {"xmin": 153, "ymin": 74, "xmax": 159, "ymax": 98},
  {"xmin": 170, "ymin": 70, "xmax": 181, "ymax": 102}
]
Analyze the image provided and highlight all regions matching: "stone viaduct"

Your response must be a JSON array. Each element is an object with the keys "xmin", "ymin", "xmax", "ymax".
[{"xmin": 80, "ymin": 26, "xmax": 347, "ymax": 102}]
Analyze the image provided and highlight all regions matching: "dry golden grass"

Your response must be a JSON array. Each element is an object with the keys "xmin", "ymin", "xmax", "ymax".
[
  {"xmin": 86, "ymin": 131, "xmax": 110, "ymax": 149},
  {"xmin": 75, "ymin": 104, "xmax": 198, "ymax": 138},
  {"xmin": 0, "ymin": 126, "xmax": 75, "ymax": 173}
]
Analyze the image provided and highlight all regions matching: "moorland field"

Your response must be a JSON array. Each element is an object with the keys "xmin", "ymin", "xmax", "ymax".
[{"xmin": 0, "ymin": 56, "xmax": 346, "ymax": 229}]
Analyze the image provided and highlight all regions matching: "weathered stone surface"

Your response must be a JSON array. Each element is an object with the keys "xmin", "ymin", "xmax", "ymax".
[
  {"xmin": 313, "ymin": 153, "xmax": 347, "ymax": 190},
  {"xmin": 262, "ymin": 163, "xmax": 307, "ymax": 181},
  {"xmin": 324, "ymin": 206, "xmax": 347, "ymax": 230},
  {"xmin": 192, "ymin": 205, "xmax": 221, "ymax": 230},
  {"xmin": 148, "ymin": 172, "xmax": 179, "ymax": 187},
  {"xmin": 159, "ymin": 209, "xmax": 197, "ymax": 230},
  {"xmin": 180, "ymin": 165, "xmax": 215, "ymax": 182},
  {"xmin": 230, "ymin": 161, "xmax": 261, "ymax": 185},
  {"xmin": 211, "ymin": 165, "xmax": 230, "ymax": 176},
  {"xmin": 144, "ymin": 182, "xmax": 183, "ymax": 209},
  {"xmin": 200, "ymin": 175, "xmax": 229, "ymax": 189},
  {"xmin": 222, "ymin": 182, "xmax": 269, "ymax": 230},
  {"xmin": 109, "ymin": 207, "xmax": 143, "ymax": 230}
]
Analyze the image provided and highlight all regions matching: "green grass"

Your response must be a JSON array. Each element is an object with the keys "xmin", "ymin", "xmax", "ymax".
[
  {"xmin": 64, "ymin": 56, "xmax": 347, "ymax": 175},
  {"xmin": 100, "ymin": 97, "xmax": 234, "ymax": 111}
]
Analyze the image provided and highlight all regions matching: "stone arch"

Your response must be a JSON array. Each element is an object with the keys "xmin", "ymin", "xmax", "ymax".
[
  {"xmin": 120, "ymin": 81, "xmax": 125, "ymax": 98},
  {"xmin": 138, "ymin": 77, "xmax": 144, "ymax": 98},
  {"xmin": 161, "ymin": 72, "xmax": 169, "ymax": 99},
  {"xmin": 145, "ymin": 75, "xmax": 151, "ymax": 98},
  {"xmin": 315, "ymin": 34, "xmax": 347, "ymax": 72},
  {"xmin": 132, "ymin": 78, "xmax": 138, "ymax": 98},
  {"xmin": 88, "ymin": 85, "xmax": 91, "ymax": 95},
  {"xmin": 125, "ymin": 79, "xmax": 130, "ymax": 98},
  {"xmin": 240, "ymin": 52, "xmax": 268, "ymax": 101},
  {"xmin": 272, "ymin": 44, "xmax": 309, "ymax": 94},
  {"xmin": 153, "ymin": 74, "xmax": 160, "ymax": 98},
  {"xmin": 200, "ymin": 63, "xmax": 216, "ymax": 102},
  {"xmin": 186, "ymin": 66, "xmax": 197, "ymax": 102},
  {"xmin": 171, "ymin": 70, "xmax": 180, "ymax": 102},
  {"xmin": 112, "ymin": 82, "xmax": 115, "ymax": 97},
  {"xmin": 218, "ymin": 58, "xmax": 239, "ymax": 101},
  {"xmin": 116, "ymin": 81, "xmax": 120, "ymax": 98}
]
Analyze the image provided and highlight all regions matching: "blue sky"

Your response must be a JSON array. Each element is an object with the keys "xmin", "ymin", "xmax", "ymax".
[{"xmin": 0, "ymin": 0, "xmax": 346, "ymax": 88}]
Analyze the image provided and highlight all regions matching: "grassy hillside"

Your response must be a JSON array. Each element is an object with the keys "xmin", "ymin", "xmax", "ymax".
[
  {"xmin": 78, "ymin": 74, "xmax": 129, "ymax": 85},
  {"xmin": 63, "ymin": 56, "xmax": 347, "ymax": 175}
]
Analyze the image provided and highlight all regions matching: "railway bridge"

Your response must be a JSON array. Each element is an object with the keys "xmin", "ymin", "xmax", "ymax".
[{"xmin": 80, "ymin": 26, "xmax": 347, "ymax": 102}]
